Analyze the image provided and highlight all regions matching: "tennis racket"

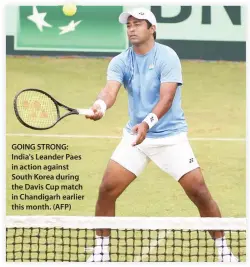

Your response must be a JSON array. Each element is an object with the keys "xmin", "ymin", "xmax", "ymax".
[{"xmin": 13, "ymin": 88, "xmax": 94, "ymax": 130}]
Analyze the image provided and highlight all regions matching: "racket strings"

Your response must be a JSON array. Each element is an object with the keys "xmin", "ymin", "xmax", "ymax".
[{"xmin": 15, "ymin": 91, "xmax": 59, "ymax": 128}]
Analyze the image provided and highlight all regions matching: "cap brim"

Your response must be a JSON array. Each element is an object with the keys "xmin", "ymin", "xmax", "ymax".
[{"xmin": 118, "ymin": 12, "xmax": 132, "ymax": 24}]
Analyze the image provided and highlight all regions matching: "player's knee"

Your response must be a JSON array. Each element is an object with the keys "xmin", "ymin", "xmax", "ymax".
[
  {"xmin": 189, "ymin": 182, "xmax": 212, "ymax": 206},
  {"xmin": 98, "ymin": 181, "xmax": 118, "ymax": 200}
]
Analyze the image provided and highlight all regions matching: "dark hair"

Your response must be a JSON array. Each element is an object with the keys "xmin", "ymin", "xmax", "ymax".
[{"xmin": 146, "ymin": 20, "xmax": 156, "ymax": 40}]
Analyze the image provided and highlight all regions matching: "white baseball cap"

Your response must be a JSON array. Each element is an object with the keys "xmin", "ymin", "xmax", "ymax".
[{"xmin": 119, "ymin": 8, "xmax": 157, "ymax": 30}]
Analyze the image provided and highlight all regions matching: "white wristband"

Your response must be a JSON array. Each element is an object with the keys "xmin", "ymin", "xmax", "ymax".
[
  {"xmin": 143, "ymin": 113, "xmax": 158, "ymax": 129},
  {"xmin": 94, "ymin": 99, "xmax": 107, "ymax": 115}
]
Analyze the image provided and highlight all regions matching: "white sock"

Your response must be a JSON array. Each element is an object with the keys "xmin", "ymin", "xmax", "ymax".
[
  {"xmin": 215, "ymin": 236, "xmax": 231, "ymax": 256},
  {"xmin": 94, "ymin": 235, "xmax": 110, "ymax": 254}
]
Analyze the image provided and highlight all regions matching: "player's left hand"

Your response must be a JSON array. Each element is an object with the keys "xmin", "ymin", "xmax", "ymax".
[{"xmin": 131, "ymin": 122, "xmax": 149, "ymax": 146}]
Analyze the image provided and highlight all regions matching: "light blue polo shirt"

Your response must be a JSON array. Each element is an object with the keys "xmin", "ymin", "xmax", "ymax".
[{"xmin": 107, "ymin": 42, "xmax": 187, "ymax": 138}]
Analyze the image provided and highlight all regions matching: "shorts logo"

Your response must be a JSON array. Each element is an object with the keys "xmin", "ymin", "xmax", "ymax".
[
  {"xmin": 139, "ymin": 12, "xmax": 144, "ymax": 15},
  {"xmin": 189, "ymin": 158, "xmax": 194, "ymax": 163}
]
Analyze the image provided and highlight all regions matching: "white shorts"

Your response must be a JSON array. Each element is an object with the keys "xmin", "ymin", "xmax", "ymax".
[{"xmin": 111, "ymin": 129, "xmax": 199, "ymax": 181}]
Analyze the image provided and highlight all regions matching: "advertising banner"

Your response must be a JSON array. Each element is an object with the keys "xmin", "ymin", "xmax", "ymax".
[{"xmin": 16, "ymin": 6, "xmax": 128, "ymax": 52}]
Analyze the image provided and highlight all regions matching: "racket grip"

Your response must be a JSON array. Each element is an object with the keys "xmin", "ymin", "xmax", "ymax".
[{"xmin": 77, "ymin": 109, "xmax": 94, "ymax": 116}]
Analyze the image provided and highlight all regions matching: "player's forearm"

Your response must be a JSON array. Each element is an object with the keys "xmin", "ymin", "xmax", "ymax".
[
  {"xmin": 96, "ymin": 81, "xmax": 121, "ymax": 110},
  {"xmin": 97, "ymin": 90, "xmax": 117, "ymax": 109},
  {"xmin": 141, "ymin": 97, "xmax": 172, "ymax": 130},
  {"xmin": 151, "ymin": 96, "xmax": 173, "ymax": 119}
]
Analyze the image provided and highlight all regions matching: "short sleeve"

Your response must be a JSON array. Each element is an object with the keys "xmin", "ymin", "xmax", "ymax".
[
  {"xmin": 107, "ymin": 55, "xmax": 125, "ymax": 84},
  {"xmin": 160, "ymin": 49, "xmax": 183, "ymax": 85}
]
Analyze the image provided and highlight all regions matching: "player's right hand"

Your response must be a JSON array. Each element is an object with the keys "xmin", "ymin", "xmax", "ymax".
[{"xmin": 85, "ymin": 103, "xmax": 104, "ymax": 121}]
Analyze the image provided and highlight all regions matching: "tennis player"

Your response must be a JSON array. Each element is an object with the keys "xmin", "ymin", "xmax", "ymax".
[{"xmin": 86, "ymin": 8, "xmax": 238, "ymax": 262}]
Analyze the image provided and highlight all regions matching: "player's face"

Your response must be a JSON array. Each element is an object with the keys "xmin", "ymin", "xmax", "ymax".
[{"xmin": 126, "ymin": 16, "xmax": 152, "ymax": 45}]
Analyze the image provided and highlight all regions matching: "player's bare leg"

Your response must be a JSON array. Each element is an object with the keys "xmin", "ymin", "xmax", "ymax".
[
  {"xmin": 88, "ymin": 160, "xmax": 136, "ymax": 262},
  {"xmin": 179, "ymin": 167, "xmax": 238, "ymax": 262},
  {"xmin": 96, "ymin": 160, "xmax": 136, "ymax": 234},
  {"xmin": 179, "ymin": 168, "xmax": 221, "ymax": 236}
]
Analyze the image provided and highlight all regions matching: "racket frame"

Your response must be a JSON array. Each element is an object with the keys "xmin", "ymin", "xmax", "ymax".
[{"xmin": 14, "ymin": 88, "xmax": 82, "ymax": 130}]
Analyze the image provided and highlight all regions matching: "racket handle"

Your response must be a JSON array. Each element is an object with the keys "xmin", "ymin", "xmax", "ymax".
[{"xmin": 77, "ymin": 109, "xmax": 94, "ymax": 116}]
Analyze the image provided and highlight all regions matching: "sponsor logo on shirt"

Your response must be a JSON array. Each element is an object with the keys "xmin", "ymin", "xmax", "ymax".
[{"xmin": 149, "ymin": 64, "xmax": 154, "ymax": 70}]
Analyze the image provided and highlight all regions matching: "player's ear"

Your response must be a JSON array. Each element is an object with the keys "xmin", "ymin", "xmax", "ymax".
[{"xmin": 151, "ymin": 25, "xmax": 156, "ymax": 35}]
